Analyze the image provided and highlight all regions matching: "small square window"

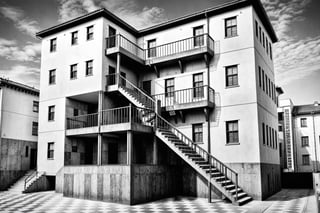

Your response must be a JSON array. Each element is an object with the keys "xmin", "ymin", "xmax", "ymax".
[
  {"xmin": 301, "ymin": 118, "xmax": 307, "ymax": 127},
  {"xmin": 226, "ymin": 65, "xmax": 238, "ymax": 87},
  {"xmin": 225, "ymin": 17, "xmax": 237, "ymax": 38},
  {"xmin": 226, "ymin": 120, "xmax": 239, "ymax": 144},
  {"xmin": 50, "ymin": 38, "xmax": 57, "ymax": 52},
  {"xmin": 87, "ymin": 26, "xmax": 94, "ymax": 40},
  {"xmin": 47, "ymin": 142, "xmax": 54, "ymax": 159},
  {"xmin": 192, "ymin": 123, "xmax": 203, "ymax": 143}
]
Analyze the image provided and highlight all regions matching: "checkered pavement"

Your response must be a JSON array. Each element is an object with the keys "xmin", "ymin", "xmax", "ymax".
[{"xmin": 0, "ymin": 191, "xmax": 249, "ymax": 213}]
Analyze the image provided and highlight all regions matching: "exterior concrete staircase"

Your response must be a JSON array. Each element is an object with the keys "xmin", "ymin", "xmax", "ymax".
[
  {"xmin": 7, "ymin": 170, "xmax": 34, "ymax": 193},
  {"xmin": 108, "ymin": 74, "xmax": 252, "ymax": 205}
]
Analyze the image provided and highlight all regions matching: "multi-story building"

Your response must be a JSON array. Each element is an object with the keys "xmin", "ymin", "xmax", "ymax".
[
  {"xmin": 0, "ymin": 78, "xmax": 39, "ymax": 190},
  {"xmin": 278, "ymin": 99, "xmax": 320, "ymax": 173},
  {"xmin": 35, "ymin": 0, "xmax": 279, "ymax": 205}
]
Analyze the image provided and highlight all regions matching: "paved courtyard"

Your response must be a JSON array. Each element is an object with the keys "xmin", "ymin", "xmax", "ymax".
[{"xmin": 0, "ymin": 189, "xmax": 316, "ymax": 212}]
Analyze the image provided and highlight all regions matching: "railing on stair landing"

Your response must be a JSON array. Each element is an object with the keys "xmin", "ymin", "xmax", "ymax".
[
  {"xmin": 24, "ymin": 170, "xmax": 38, "ymax": 191},
  {"xmin": 105, "ymin": 72, "xmax": 240, "ymax": 202}
]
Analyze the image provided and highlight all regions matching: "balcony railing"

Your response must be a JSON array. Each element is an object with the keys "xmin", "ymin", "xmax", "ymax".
[
  {"xmin": 105, "ymin": 34, "xmax": 214, "ymax": 62},
  {"xmin": 66, "ymin": 113, "xmax": 98, "ymax": 129},
  {"xmin": 66, "ymin": 105, "xmax": 154, "ymax": 130},
  {"xmin": 153, "ymin": 85, "xmax": 215, "ymax": 108},
  {"xmin": 106, "ymin": 34, "xmax": 145, "ymax": 61}
]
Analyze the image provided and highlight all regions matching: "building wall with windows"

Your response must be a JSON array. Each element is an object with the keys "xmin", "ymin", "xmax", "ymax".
[{"xmin": 0, "ymin": 78, "xmax": 39, "ymax": 190}]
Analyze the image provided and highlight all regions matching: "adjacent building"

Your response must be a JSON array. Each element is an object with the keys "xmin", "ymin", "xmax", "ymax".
[
  {"xmin": 278, "ymin": 99, "xmax": 320, "ymax": 173},
  {"xmin": 35, "ymin": 0, "xmax": 279, "ymax": 205},
  {"xmin": 0, "ymin": 78, "xmax": 39, "ymax": 190}
]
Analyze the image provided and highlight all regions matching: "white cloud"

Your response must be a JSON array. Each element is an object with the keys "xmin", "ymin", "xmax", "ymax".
[
  {"xmin": 0, "ymin": 65, "xmax": 40, "ymax": 88},
  {"xmin": 0, "ymin": 38, "xmax": 41, "ymax": 62},
  {"xmin": 0, "ymin": 6, "xmax": 40, "ymax": 37},
  {"xmin": 57, "ymin": 0, "xmax": 167, "ymax": 29},
  {"xmin": 261, "ymin": 0, "xmax": 320, "ymax": 85}
]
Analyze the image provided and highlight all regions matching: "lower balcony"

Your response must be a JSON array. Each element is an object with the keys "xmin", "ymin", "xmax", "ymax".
[
  {"xmin": 153, "ymin": 86, "xmax": 215, "ymax": 111},
  {"xmin": 66, "ymin": 106, "xmax": 154, "ymax": 136}
]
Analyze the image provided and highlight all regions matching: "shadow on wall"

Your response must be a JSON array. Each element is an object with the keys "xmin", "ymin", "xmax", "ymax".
[{"xmin": 281, "ymin": 172, "xmax": 313, "ymax": 189}]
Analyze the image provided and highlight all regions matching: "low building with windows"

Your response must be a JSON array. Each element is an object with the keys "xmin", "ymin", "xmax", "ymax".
[
  {"xmin": 35, "ymin": 0, "xmax": 280, "ymax": 205},
  {"xmin": 0, "ymin": 78, "xmax": 39, "ymax": 190},
  {"xmin": 278, "ymin": 99, "xmax": 320, "ymax": 173}
]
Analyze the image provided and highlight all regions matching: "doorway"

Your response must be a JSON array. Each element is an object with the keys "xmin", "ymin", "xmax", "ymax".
[
  {"xmin": 108, "ymin": 143, "xmax": 118, "ymax": 164},
  {"xmin": 108, "ymin": 26, "xmax": 116, "ymax": 48},
  {"xmin": 142, "ymin": 80, "xmax": 151, "ymax": 95},
  {"xmin": 30, "ymin": 148, "xmax": 37, "ymax": 169}
]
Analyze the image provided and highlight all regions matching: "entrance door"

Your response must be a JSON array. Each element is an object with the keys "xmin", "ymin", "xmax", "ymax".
[
  {"xmin": 30, "ymin": 149, "xmax": 37, "ymax": 169},
  {"xmin": 108, "ymin": 66, "xmax": 116, "ymax": 85},
  {"xmin": 142, "ymin": 80, "xmax": 151, "ymax": 95},
  {"xmin": 108, "ymin": 143, "xmax": 118, "ymax": 164},
  {"xmin": 193, "ymin": 26, "xmax": 204, "ymax": 47},
  {"xmin": 120, "ymin": 72, "xmax": 126, "ymax": 87},
  {"xmin": 108, "ymin": 26, "xmax": 116, "ymax": 48}
]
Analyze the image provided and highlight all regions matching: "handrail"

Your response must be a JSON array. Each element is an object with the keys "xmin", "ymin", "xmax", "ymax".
[
  {"xmin": 24, "ymin": 170, "xmax": 42, "ymax": 190},
  {"xmin": 66, "ymin": 112, "xmax": 98, "ymax": 129}
]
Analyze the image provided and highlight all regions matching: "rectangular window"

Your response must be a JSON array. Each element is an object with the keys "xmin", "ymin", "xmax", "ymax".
[
  {"xmin": 226, "ymin": 65, "xmax": 238, "ymax": 87},
  {"xmin": 25, "ymin": 146, "xmax": 29, "ymax": 157},
  {"xmin": 193, "ymin": 73, "xmax": 204, "ymax": 98},
  {"xmin": 265, "ymin": 75, "xmax": 268, "ymax": 95},
  {"xmin": 108, "ymin": 66, "xmax": 116, "ymax": 85},
  {"xmin": 272, "ymin": 128, "xmax": 274, "ymax": 148},
  {"xmin": 262, "ymin": 32, "xmax": 265, "ymax": 48},
  {"xmin": 266, "ymin": 38, "xmax": 269, "ymax": 54},
  {"xmin": 301, "ymin": 136, "xmax": 309, "ymax": 147},
  {"xmin": 32, "ymin": 122, "xmax": 38, "ymax": 136},
  {"xmin": 275, "ymin": 131, "xmax": 278, "ymax": 149},
  {"xmin": 165, "ymin": 78, "xmax": 174, "ymax": 97},
  {"xmin": 259, "ymin": 27, "xmax": 262, "ymax": 43},
  {"xmin": 258, "ymin": 66, "xmax": 261, "ymax": 88},
  {"xmin": 226, "ymin": 120, "xmax": 239, "ymax": 144},
  {"xmin": 301, "ymin": 118, "xmax": 307, "ymax": 127},
  {"xmin": 49, "ymin": 69, "xmax": 56, "ymax": 84},
  {"xmin": 225, "ymin": 17, "xmax": 237, "ymax": 38},
  {"xmin": 271, "ymin": 82, "xmax": 274, "ymax": 100},
  {"xmin": 50, "ymin": 38, "xmax": 57, "ymax": 52},
  {"xmin": 73, "ymin": 109, "xmax": 79, "ymax": 116},
  {"xmin": 262, "ymin": 69, "xmax": 265, "ymax": 91},
  {"xmin": 70, "ymin": 64, "xmax": 77, "ymax": 79},
  {"xmin": 269, "ymin": 126, "xmax": 272, "ymax": 147},
  {"xmin": 72, "ymin": 143, "xmax": 78, "ymax": 152},
  {"xmin": 269, "ymin": 43, "xmax": 273, "ymax": 60},
  {"xmin": 33, "ymin": 101, "xmax": 39, "ymax": 112},
  {"xmin": 266, "ymin": 125, "xmax": 269, "ymax": 146},
  {"xmin": 86, "ymin": 60, "xmax": 93, "ymax": 76},
  {"xmin": 193, "ymin": 26, "xmax": 204, "ymax": 46},
  {"xmin": 48, "ymin": 105, "xmax": 55, "ymax": 121},
  {"xmin": 47, "ymin": 142, "xmax": 54, "ymax": 159},
  {"xmin": 302, "ymin": 155, "xmax": 310, "ymax": 165},
  {"xmin": 71, "ymin": 31, "xmax": 78, "ymax": 45},
  {"xmin": 147, "ymin": 39, "xmax": 157, "ymax": 58},
  {"xmin": 87, "ymin": 25, "xmax": 94, "ymax": 40},
  {"xmin": 268, "ymin": 78, "xmax": 271, "ymax": 97},
  {"xmin": 192, "ymin": 123, "xmax": 203, "ymax": 143},
  {"xmin": 255, "ymin": 21, "xmax": 258, "ymax": 38},
  {"xmin": 278, "ymin": 125, "xmax": 283, "ymax": 132},
  {"xmin": 262, "ymin": 123, "xmax": 265, "ymax": 145}
]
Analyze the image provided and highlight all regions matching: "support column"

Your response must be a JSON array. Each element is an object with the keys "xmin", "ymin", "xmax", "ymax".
[
  {"xmin": 152, "ymin": 136, "xmax": 158, "ymax": 165},
  {"xmin": 116, "ymin": 53, "xmax": 121, "ymax": 85},
  {"xmin": 97, "ymin": 91, "xmax": 104, "ymax": 165},
  {"xmin": 127, "ymin": 131, "xmax": 132, "ymax": 165}
]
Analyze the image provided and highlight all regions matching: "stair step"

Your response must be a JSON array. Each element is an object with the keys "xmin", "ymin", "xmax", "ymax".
[
  {"xmin": 236, "ymin": 196, "xmax": 252, "ymax": 206},
  {"xmin": 229, "ymin": 188, "xmax": 242, "ymax": 194},
  {"xmin": 219, "ymin": 180, "xmax": 232, "ymax": 185},
  {"xmin": 233, "ymin": 192, "xmax": 247, "ymax": 200},
  {"xmin": 225, "ymin": 184, "xmax": 236, "ymax": 190},
  {"xmin": 210, "ymin": 172, "xmax": 222, "ymax": 177},
  {"xmin": 215, "ymin": 176, "xmax": 227, "ymax": 181}
]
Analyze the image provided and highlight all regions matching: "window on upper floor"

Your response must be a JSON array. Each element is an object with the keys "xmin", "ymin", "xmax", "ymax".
[
  {"xmin": 50, "ymin": 38, "xmax": 57, "ymax": 52},
  {"xmin": 262, "ymin": 69, "xmax": 265, "ymax": 91},
  {"xmin": 33, "ymin": 101, "xmax": 39, "ymax": 113},
  {"xmin": 265, "ymin": 75, "xmax": 268, "ymax": 95},
  {"xmin": 301, "ymin": 118, "xmax": 307, "ymax": 127},
  {"xmin": 255, "ymin": 21, "xmax": 259, "ymax": 38},
  {"xmin": 87, "ymin": 25, "xmax": 94, "ymax": 40},
  {"xmin": 278, "ymin": 125, "xmax": 283, "ymax": 132},
  {"xmin": 48, "ymin": 105, "xmax": 55, "ymax": 121},
  {"xmin": 147, "ymin": 39, "xmax": 157, "ymax": 58},
  {"xmin": 269, "ymin": 43, "xmax": 273, "ymax": 60},
  {"xmin": 226, "ymin": 120, "xmax": 239, "ymax": 144},
  {"xmin": 266, "ymin": 38, "xmax": 269, "ymax": 54},
  {"xmin": 192, "ymin": 123, "xmax": 203, "ymax": 143},
  {"xmin": 86, "ymin": 60, "xmax": 93, "ymax": 76},
  {"xmin": 32, "ymin": 121, "xmax": 38, "ymax": 136},
  {"xmin": 275, "ymin": 131, "xmax": 278, "ymax": 149},
  {"xmin": 73, "ymin": 109, "xmax": 79, "ymax": 116},
  {"xmin": 266, "ymin": 124, "xmax": 269, "ymax": 146},
  {"xmin": 278, "ymin": 112, "xmax": 283, "ymax": 121},
  {"xmin": 269, "ymin": 126, "xmax": 272, "ymax": 147},
  {"xmin": 259, "ymin": 27, "xmax": 262, "ymax": 43},
  {"xmin": 272, "ymin": 128, "xmax": 275, "ymax": 148},
  {"xmin": 71, "ymin": 31, "xmax": 78, "ymax": 45},
  {"xmin": 165, "ymin": 78, "xmax": 174, "ymax": 97},
  {"xmin": 193, "ymin": 26, "xmax": 204, "ymax": 46},
  {"xmin": 262, "ymin": 122, "xmax": 265, "ymax": 145},
  {"xmin": 225, "ymin": 17, "xmax": 237, "ymax": 38},
  {"xmin": 258, "ymin": 66, "xmax": 262, "ymax": 88},
  {"xmin": 226, "ymin": 65, "xmax": 238, "ymax": 87},
  {"xmin": 70, "ymin": 64, "xmax": 77, "ymax": 80},
  {"xmin": 301, "ymin": 136, "xmax": 309, "ymax": 147},
  {"xmin": 49, "ymin": 69, "xmax": 56, "ymax": 85},
  {"xmin": 47, "ymin": 142, "xmax": 54, "ymax": 159},
  {"xmin": 262, "ymin": 32, "xmax": 265, "ymax": 48},
  {"xmin": 193, "ymin": 73, "xmax": 204, "ymax": 98},
  {"xmin": 302, "ymin": 154, "xmax": 310, "ymax": 165}
]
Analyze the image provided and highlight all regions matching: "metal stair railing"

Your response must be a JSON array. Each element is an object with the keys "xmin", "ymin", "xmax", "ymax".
[
  {"xmin": 24, "ymin": 171, "xmax": 43, "ymax": 191},
  {"xmin": 155, "ymin": 113, "xmax": 239, "ymax": 201}
]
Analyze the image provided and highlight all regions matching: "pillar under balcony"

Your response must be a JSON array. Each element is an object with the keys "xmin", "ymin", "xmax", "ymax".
[{"xmin": 127, "ymin": 130, "xmax": 132, "ymax": 165}]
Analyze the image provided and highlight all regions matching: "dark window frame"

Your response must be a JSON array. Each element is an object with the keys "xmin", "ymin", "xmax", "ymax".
[
  {"xmin": 87, "ymin": 25, "xmax": 94, "ymax": 40},
  {"xmin": 165, "ymin": 78, "xmax": 174, "ymax": 97},
  {"xmin": 50, "ymin": 38, "xmax": 57, "ymax": 52},
  {"xmin": 49, "ymin": 69, "xmax": 56, "ymax": 85},
  {"xmin": 147, "ymin": 39, "xmax": 157, "ymax": 58},
  {"xmin": 192, "ymin": 123, "xmax": 203, "ymax": 143},
  {"xmin": 226, "ymin": 120, "xmax": 239, "ymax": 144},
  {"xmin": 301, "ymin": 136, "xmax": 309, "ymax": 147},
  {"xmin": 301, "ymin": 118, "xmax": 307, "ymax": 127},
  {"xmin": 32, "ymin": 121, "xmax": 38, "ymax": 136},
  {"xmin": 33, "ymin": 101, "xmax": 39, "ymax": 113},
  {"xmin": 193, "ymin": 25, "xmax": 204, "ymax": 46},
  {"xmin": 70, "ymin": 64, "xmax": 77, "ymax": 80},
  {"xmin": 25, "ymin": 146, "xmax": 29, "ymax": 157},
  {"xmin": 86, "ymin": 60, "xmax": 93, "ymax": 76},
  {"xmin": 255, "ymin": 20, "xmax": 259, "ymax": 38},
  {"xmin": 225, "ymin": 16, "xmax": 237, "ymax": 38},
  {"xmin": 193, "ymin": 73, "xmax": 204, "ymax": 98},
  {"xmin": 258, "ymin": 66, "xmax": 262, "ymax": 88},
  {"xmin": 302, "ymin": 154, "xmax": 310, "ymax": 165},
  {"xmin": 262, "ymin": 122, "xmax": 265, "ymax": 145},
  {"xmin": 48, "ymin": 105, "xmax": 55, "ymax": 121},
  {"xmin": 71, "ymin": 31, "xmax": 78, "ymax": 45},
  {"xmin": 47, "ymin": 142, "xmax": 54, "ymax": 159},
  {"xmin": 226, "ymin": 65, "xmax": 239, "ymax": 87}
]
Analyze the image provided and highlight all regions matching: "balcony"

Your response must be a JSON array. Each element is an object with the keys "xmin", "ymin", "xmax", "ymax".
[
  {"xmin": 105, "ymin": 34, "xmax": 145, "ymax": 65},
  {"xmin": 153, "ymin": 86, "xmax": 215, "ymax": 111},
  {"xmin": 105, "ymin": 34, "xmax": 215, "ymax": 66},
  {"xmin": 66, "ymin": 106, "xmax": 153, "ymax": 136},
  {"xmin": 145, "ymin": 34, "xmax": 215, "ymax": 65}
]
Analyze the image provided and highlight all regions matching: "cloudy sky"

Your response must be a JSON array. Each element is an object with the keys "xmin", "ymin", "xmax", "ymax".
[{"xmin": 0, "ymin": 0, "xmax": 319, "ymax": 105}]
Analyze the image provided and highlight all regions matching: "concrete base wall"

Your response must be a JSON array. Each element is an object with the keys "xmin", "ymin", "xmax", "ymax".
[
  {"xmin": 226, "ymin": 162, "xmax": 281, "ymax": 200},
  {"xmin": 0, "ymin": 138, "xmax": 37, "ymax": 190}
]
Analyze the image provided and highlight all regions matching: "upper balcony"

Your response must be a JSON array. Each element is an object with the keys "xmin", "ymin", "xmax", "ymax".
[
  {"xmin": 66, "ymin": 105, "xmax": 154, "ymax": 136},
  {"xmin": 105, "ymin": 34, "xmax": 215, "ymax": 66},
  {"xmin": 153, "ymin": 85, "xmax": 215, "ymax": 112}
]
